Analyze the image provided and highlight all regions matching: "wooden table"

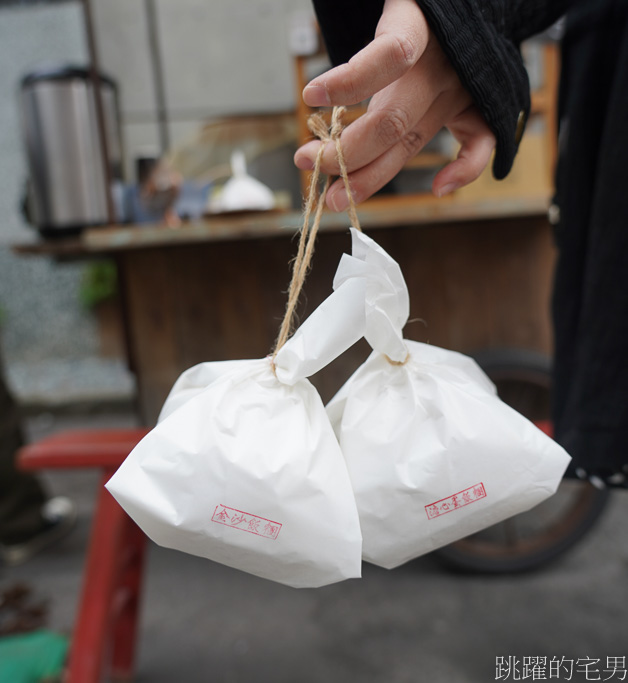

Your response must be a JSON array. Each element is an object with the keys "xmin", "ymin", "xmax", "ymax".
[{"xmin": 16, "ymin": 196, "xmax": 556, "ymax": 424}]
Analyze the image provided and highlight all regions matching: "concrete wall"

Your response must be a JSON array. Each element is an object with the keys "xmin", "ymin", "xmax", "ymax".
[{"xmin": 91, "ymin": 0, "xmax": 314, "ymax": 180}]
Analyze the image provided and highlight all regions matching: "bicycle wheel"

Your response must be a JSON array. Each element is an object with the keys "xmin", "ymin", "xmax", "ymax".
[{"xmin": 434, "ymin": 348, "xmax": 611, "ymax": 573}]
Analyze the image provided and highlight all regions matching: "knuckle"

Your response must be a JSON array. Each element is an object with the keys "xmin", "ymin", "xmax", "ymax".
[
  {"xmin": 389, "ymin": 33, "xmax": 421, "ymax": 69},
  {"xmin": 375, "ymin": 109, "xmax": 412, "ymax": 148},
  {"xmin": 400, "ymin": 130, "xmax": 426, "ymax": 157}
]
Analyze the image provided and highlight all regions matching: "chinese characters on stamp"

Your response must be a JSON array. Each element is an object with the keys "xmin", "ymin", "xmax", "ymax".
[
  {"xmin": 425, "ymin": 483, "xmax": 487, "ymax": 520},
  {"xmin": 211, "ymin": 504, "xmax": 282, "ymax": 540}
]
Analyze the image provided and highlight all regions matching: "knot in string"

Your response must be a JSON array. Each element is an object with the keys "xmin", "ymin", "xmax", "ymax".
[
  {"xmin": 272, "ymin": 106, "xmax": 362, "ymax": 362},
  {"xmin": 385, "ymin": 350, "xmax": 411, "ymax": 366},
  {"xmin": 306, "ymin": 105, "xmax": 344, "ymax": 141},
  {"xmin": 307, "ymin": 107, "xmax": 361, "ymax": 232}
]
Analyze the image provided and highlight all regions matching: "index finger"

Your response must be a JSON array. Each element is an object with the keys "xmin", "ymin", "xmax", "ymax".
[{"xmin": 303, "ymin": 0, "xmax": 429, "ymax": 107}]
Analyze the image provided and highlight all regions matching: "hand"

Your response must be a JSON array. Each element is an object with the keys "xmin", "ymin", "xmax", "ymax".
[{"xmin": 294, "ymin": 0, "xmax": 496, "ymax": 211}]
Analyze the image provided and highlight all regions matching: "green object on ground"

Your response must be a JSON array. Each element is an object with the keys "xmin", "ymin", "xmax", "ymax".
[{"xmin": 0, "ymin": 629, "xmax": 68, "ymax": 682}]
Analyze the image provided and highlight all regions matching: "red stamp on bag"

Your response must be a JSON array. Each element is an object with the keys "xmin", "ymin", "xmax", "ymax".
[
  {"xmin": 211, "ymin": 505, "xmax": 282, "ymax": 540},
  {"xmin": 425, "ymin": 483, "xmax": 487, "ymax": 520}
]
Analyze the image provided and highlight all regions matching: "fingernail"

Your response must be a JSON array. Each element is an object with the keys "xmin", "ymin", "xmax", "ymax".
[
  {"xmin": 328, "ymin": 188, "xmax": 349, "ymax": 212},
  {"xmin": 437, "ymin": 182, "xmax": 459, "ymax": 197},
  {"xmin": 303, "ymin": 84, "xmax": 331, "ymax": 107}
]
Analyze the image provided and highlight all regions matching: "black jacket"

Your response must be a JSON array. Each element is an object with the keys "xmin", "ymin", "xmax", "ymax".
[{"xmin": 312, "ymin": 0, "xmax": 628, "ymax": 485}]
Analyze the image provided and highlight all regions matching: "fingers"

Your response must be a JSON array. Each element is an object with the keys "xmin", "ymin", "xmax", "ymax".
[
  {"xmin": 303, "ymin": 0, "xmax": 428, "ymax": 107},
  {"xmin": 294, "ymin": 106, "xmax": 427, "ymax": 176},
  {"xmin": 296, "ymin": 68, "xmax": 442, "ymax": 176},
  {"xmin": 295, "ymin": 0, "xmax": 494, "ymax": 207},
  {"xmin": 294, "ymin": 101, "xmax": 493, "ymax": 210},
  {"xmin": 323, "ymin": 93, "xmax": 458, "ymax": 211},
  {"xmin": 432, "ymin": 107, "xmax": 496, "ymax": 197},
  {"xmin": 308, "ymin": 103, "xmax": 494, "ymax": 212}
]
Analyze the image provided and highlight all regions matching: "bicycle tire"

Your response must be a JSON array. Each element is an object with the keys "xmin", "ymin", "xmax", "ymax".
[{"xmin": 434, "ymin": 348, "xmax": 611, "ymax": 574}]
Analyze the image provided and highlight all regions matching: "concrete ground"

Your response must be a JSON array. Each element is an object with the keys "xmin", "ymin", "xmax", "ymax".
[{"xmin": 1, "ymin": 410, "xmax": 627, "ymax": 683}]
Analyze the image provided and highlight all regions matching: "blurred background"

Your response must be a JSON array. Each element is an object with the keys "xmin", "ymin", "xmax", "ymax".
[
  {"xmin": 0, "ymin": 1, "xmax": 626, "ymax": 682},
  {"xmin": 0, "ymin": 0, "xmax": 312, "ymax": 409}
]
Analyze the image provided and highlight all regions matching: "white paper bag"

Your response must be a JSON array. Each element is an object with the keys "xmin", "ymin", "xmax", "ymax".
[
  {"xmin": 326, "ymin": 230, "xmax": 572, "ymax": 569},
  {"xmin": 106, "ymin": 240, "xmax": 378, "ymax": 588}
]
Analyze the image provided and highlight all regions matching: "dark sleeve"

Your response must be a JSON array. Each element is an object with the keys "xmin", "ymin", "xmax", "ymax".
[
  {"xmin": 312, "ymin": 0, "xmax": 580, "ymax": 179},
  {"xmin": 312, "ymin": 0, "xmax": 385, "ymax": 66},
  {"xmin": 417, "ymin": 0, "xmax": 577, "ymax": 178}
]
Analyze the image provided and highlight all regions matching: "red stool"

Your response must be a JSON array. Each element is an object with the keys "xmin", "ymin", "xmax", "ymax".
[
  {"xmin": 535, "ymin": 419, "xmax": 554, "ymax": 438},
  {"xmin": 18, "ymin": 428, "xmax": 150, "ymax": 683}
]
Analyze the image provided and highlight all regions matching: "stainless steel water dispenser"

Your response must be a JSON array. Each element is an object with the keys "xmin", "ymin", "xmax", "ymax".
[{"xmin": 20, "ymin": 65, "xmax": 123, "ymax": 236}]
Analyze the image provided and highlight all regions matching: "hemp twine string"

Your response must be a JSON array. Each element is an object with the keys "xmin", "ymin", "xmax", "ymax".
[
  {"xmin": 272, "ymin": 106, "xmax": 361, "ymax": 361},
  {"xmin": 271, "ymin": 105, "xmax": 408, "ymax": 368}
]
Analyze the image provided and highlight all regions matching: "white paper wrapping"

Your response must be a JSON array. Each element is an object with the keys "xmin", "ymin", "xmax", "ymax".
[
  {"xmin": 273, "ymin": 276, "xmax": 366, "ymax": 385},
  {"xmin": 158, "ymin": 358, "xmax": 251, "ymax": 422},
  {"xmin": 326, "ymin": 234, "xmax": 571, "ymax": 569},
  {"xmin": 336, "ymin": 228, "xmax": 410, "ymax": 363},
  {"xmin": 107, "ymin": 358, "xmax": 362, "ymax": 588},
  {"xmin": 107, "ymin": 231, "xmax": 399, "ymax": 588}
]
